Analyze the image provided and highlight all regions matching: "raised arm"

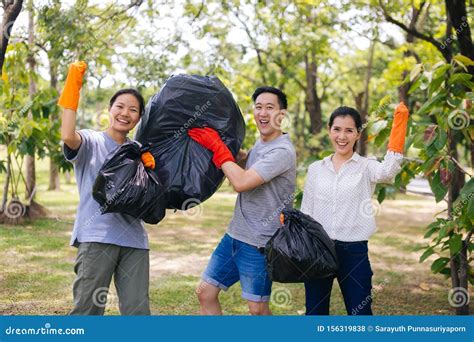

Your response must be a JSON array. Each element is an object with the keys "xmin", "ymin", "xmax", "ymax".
[
  {"xmin": 368, "ymin": 102, "xmax": 409, "ymax": 183},
  {"xmin": 58, "ymin": 61, "xmax": 87, "ymax": 150},
  {"xmin": 387, "ymin": 102, "xmax": 409, "ymax": 154}
]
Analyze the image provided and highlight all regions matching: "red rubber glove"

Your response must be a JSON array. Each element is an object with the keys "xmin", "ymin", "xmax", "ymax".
[
  {"xmin": 58, "ymin": 61, "xmax": 87, "ymax": 111},
  {"xmin": 141, "ymin": 152, "xmax": 155, "ymax": 170},
  {"xmin": 188, "ymin": 127, "xmax": 235, "ymax": 169},
  {"xmin": 387, "ymin": 102, "xmax": 409, "ymax": 153}
]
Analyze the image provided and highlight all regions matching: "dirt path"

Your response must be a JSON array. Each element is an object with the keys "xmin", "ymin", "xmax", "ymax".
[{"xmin": 147, "ymin": 193, "xmax": 447, "ymax": 280}]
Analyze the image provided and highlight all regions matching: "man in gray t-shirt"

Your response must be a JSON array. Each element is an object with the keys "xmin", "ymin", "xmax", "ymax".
[{"xmin": 188, "ymin": 86, "xmax": 296, "ymax": 315}]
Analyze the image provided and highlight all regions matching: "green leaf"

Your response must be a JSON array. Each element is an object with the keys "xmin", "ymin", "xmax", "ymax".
[
  {"xmin": 448, "ymin": 73, "xmax": 473, "ymax": 87},
  {"xmin": 424, "ymin": 223, "xmax": 440, "ymax": 239},
  {"xmin": 410, "ymin": 63, "xmax": 423, "ymax": 82},
  {"xmin": 422, "ymin": 156, "xmax": 442, "ymax": 177},
  {"xmin": 459, "ymin": 177, "xmax": 474, "ymax": 196},
  {"xmin": 419, "ymin": 247, "xmax": 434, "ymax": 263},
  {"xmin": 453, "ymin": 54, "xmax": 474, "ymax": 67},
  {"xmin": 435, "ymin": 128, "xmax": 447, "ymax": 150},
  {"xmin": 370, "ymin": 120, "xmax": 388, "ymax": 135},
  {"xmin": 432, "ymin": 64, "xmax": 451, "ymax": 79},
  {"xmin": 449, "ymin": 234, "xmax": 463, "ymax": 255},
  {"xmin": 428, "ymin": 64, "xmax": 450, "ymax": 96},
  {"xmin": 428, "ymin": 77, "xmax": 445, "ymax": 97},
  {"xmin": 429, "ymin": 171, "xmax": 448, "ymax": 202},
  {"xmin": 417, "ymin": 92, "xmax": 447, "ymax": 116},
  {"xmin": 408, "ymin": 76, "xmax": 423, "ymax": 94},
  {"xmin": 431, "ymin": 257, "xmax": 450, "ymax": 273},
  {"xmin": 467, "ymin": 199, "xmax": 474, "ymax": 221},
  {"xmin": 378, "ymin": 95, "xmax": 392, "ymax": 108},
  {"xmin": 374, "ymin": 127, "xmax": 390, "ymax": 147},
  {"xmin": 439, "ymin": 267, "xmax": 451, "ymax": 276},
  {"xmin": 377, "ymin": 186, "xmax": 386, "ymax": 204}
]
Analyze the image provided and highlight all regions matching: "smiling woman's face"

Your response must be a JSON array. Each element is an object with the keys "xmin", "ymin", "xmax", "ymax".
[
  {"xmin": 329, "ymin": 115, "xmax": 361, "ymax": 157},
  {"xmin": 108, "ymin": 94, "xmax": 141, "ymax": 134}
]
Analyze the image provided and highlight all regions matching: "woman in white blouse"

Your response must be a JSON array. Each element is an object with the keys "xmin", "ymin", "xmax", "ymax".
[{"xmin": 301, "ymin": 103, "xmax": 409, "ymax": 315}]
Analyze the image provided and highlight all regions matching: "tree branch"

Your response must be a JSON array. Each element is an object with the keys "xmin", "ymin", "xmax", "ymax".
[{"xmin": 378, "ymin": 0, "xmax": 452, "ymax": 62}]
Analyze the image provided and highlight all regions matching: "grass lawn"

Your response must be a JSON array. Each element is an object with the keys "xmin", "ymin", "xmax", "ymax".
[{"xmin": 0, "ymin": 158, "xmax": 470, "ymax": 315}]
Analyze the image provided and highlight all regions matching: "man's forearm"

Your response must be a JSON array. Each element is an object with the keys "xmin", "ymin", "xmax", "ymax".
[{"xmin": 222, "ymin": 161, "xmax": 264, "ymax": 193}]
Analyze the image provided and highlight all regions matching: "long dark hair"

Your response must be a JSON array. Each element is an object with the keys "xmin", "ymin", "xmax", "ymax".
[
  {"xmin": 328, "ymin": 106, "xmax": 362, "ymax": 152},
  {"xmin": 109, "ymin": 88, "xmax": 145, "ymax": 116}
]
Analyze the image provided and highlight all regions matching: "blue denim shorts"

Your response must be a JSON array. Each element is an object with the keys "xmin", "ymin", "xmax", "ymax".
[{"xmin": 202, "ymin": 234, "xmax": 272, "ymax": 302}]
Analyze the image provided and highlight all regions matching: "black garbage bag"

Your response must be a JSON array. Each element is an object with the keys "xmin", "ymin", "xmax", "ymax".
[
  {"xmin": 134, "ymin": 74, "xmax": 246, "ymax": 210},
  {"xmin": 92, "ymin": 141, "xmax": 166, "ymax": 224},
  {"xmin": 265, "ymin": 208, "xmax": 338, "ymax": 283}
]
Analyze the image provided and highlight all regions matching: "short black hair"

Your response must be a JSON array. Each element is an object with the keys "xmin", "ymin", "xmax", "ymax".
[
  {"xmin": 252, "ymin": 86, "xmax": 288, "ymax": 109},
  {"xmin": 328, "ymin": 106, "xmax": 363, "ymax": 152},
  {"xmin": 109, "ymin": 88, "xmax": 145, "ymax": 116}
]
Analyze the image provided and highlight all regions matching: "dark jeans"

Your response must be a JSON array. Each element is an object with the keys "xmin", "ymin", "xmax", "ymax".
[{"xmin": 304, "ymin": 240, "xmax": 373, "ymax": 315}]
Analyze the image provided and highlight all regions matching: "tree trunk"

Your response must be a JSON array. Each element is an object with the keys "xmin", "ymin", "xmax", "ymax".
[
  {"xmin": 65, "ymin": 170, "xmax": 72, "ymax": 184},
  {"xmin": 448, "ymin": 129, "xmax": 468, "ymax": 315},
  {"xmin": 304, "ymin": 53, "xmax": 323, "ymax": 135},
  {"xmin": 48, "ymin": 159, "xmax": 60, "ymax": 190},
  {"xmin": 25, "ymin": 0, "xmax": 36, "ymax": 201},
  {"xmin": 444, "ymin": 0, "xmax": 473, "ymax": 315},
  {"xmin": 293, "ymin": 97, "xmax": 301, "ymax": 145},
  {"xmin": 444, "ymin": 0, "xmax": 474, "ymax": 74},
  {"xmin": 356, "ymin": 36, "xmax": 376, "ymax": 156},
  {"xmin": 0, "ymin": 0, "xmax": 24, "ymax": 74},
  {"xmin": 1, "ymin": 153, "xmax": 11, "ymax": 212},
  {"xmin": 354, "ymin": 92, "xmax": 368, "ymax": 156},
  {"xmin": 48, "ymin": 59, "xmax": 60, "ymax": 190}
]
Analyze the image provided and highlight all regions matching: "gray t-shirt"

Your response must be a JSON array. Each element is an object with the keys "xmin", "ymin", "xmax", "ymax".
[
  {"xmin": 64, "ymin": 129, "xmax": 148, "ymax": 249},
  {"xmin": 227, "ymin": 133, "xmax": 296, "ymax": 247}
]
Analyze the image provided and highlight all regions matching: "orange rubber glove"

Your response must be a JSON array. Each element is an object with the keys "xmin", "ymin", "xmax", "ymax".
[
  {"xmin": 141, "ymin": 151, "xmax": 155, "ymax": 170},
  {"xmin": 58, "ymin": 61, "xmax": 87, "ymax": 111},
  {"xmin": 188, "ymin": 127, "xmax": 235, "ymax": 169},
  {"xmin": 387, "ymin": 102, "xmax": 409, "ymax": 153}
]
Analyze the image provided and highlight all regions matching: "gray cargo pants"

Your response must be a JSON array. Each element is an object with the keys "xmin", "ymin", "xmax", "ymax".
[{"xmin": 70, "ymin": 242, "xmax": 150, "ymax": 315}]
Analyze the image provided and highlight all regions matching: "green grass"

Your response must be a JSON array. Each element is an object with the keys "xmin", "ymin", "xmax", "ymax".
[{"xmin": 0, "ymin": 157, "xmax": 470, "ymax": 315}]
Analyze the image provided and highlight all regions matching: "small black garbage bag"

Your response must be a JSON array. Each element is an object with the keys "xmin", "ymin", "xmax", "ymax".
[
  {"xmin": 265, "ymin": 208, "xmax": 338, "ymax": 283},
  {"xmin": 92, "ymin": 141, "xmax": 166, "ymax": 224},
  {"xmin": 134, "ymin": 74, "xmax": 246, "ymax": 210}
]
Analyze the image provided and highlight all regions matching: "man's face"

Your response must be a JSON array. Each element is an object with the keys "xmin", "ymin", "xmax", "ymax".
[{"xmin": 253, "ymin": 92, "xmax": 285, "ymax": 139}]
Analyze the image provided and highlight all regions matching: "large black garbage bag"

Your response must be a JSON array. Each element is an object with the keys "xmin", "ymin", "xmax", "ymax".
[
  {"xmin": 265, "ymin": 208, "xmax": 338, "ymax": 283},
  {"xmin": 92, "ymin": 141, "xmax": 166, "ymax": 224},
  {"xmin": 134, "ymin": 74, "xmax": 246, "ymax": 210}
]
